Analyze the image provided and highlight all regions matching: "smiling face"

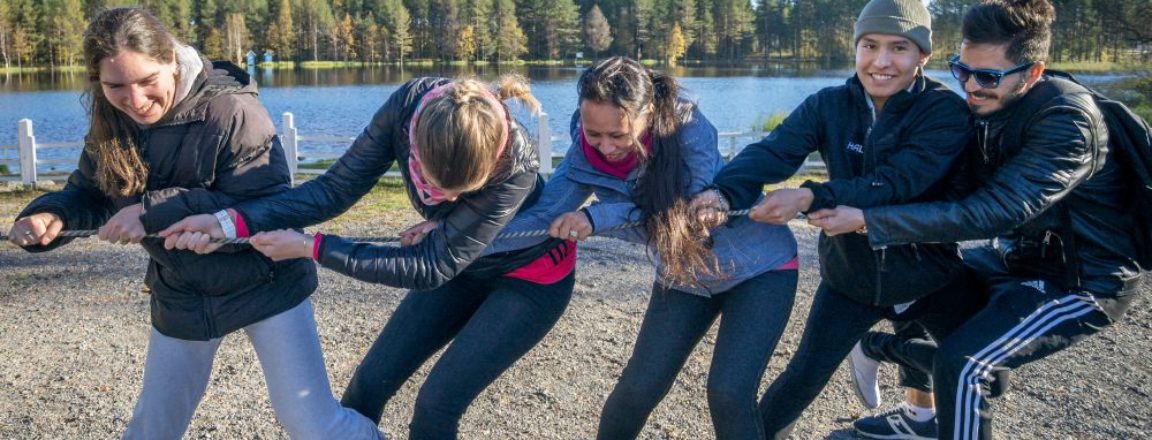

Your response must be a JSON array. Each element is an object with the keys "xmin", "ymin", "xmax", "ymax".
[
  {"xmin": 956, "ymin": 41, "xmax": 1042, "ymax": 116},
  {"xmin": 855, "ymin": 33, "xmax": 930, "ymax": 111},
  {"xmin": 99, "ymin": 50, "xmax": 178, "ymax": 125},
  {"xmin": 579, "ymin": 99, "xmax": 649, "ymax": 163}
]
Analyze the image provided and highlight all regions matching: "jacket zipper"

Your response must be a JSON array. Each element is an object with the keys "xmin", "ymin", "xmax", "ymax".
[
  {"xmin": 873, "ymin": 247, "xmax": 887, "ymax": 306},
  {"xmin": 866, "ymin": 100, "xmax": 886, "ymax": 305},
  {"xmin": 976, "ymin": 119, "xmax": 991, "ymax": 164},
  {"xmin": 1041, "ymin": 230, "xmax": 1054, "ymax": 259},
  {"xmin": 203, "ymin": 296, "xmax": 216, "ymax": 338}
]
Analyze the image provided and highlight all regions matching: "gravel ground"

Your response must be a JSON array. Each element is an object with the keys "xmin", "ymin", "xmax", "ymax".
[{"xmin": 1, "ymin": 216, "xmax": 1149, "ymax": 439}]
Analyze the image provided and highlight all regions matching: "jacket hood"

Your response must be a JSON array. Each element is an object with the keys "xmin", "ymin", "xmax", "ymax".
[{"xmin": 154, "ymin": 57, "xmax": 258, "ymax": 127}]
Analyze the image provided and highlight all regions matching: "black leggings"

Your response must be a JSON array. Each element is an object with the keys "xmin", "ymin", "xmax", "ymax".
[
  {"xmin": 758, "ymin": 272, "xmax": 983, "ymax": 439},
  {"xmin": 341, "ymin": 272, "xmax": 574, "ymax": 440},
  {"xmin": 598, "ymin": 269, "xmax": 798, "ymax": 440}
]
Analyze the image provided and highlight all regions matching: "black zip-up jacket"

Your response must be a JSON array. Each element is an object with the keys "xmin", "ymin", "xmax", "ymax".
[
  {"xmin": 865, "ymin": 76, "xmax": 1142, "ymax": 299},
  {"xmin": 712, "ymin": 74, "xmax": 972, "ymax": 306},
  {"xmin": 233, "ymin": 77, "xmax": 560, "ymax": 289},
  {"xmin": 19, "ymin": 59, "xmax": 315, "ymax": 341}
]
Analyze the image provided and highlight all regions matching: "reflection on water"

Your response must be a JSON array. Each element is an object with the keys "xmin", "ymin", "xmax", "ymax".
[{"xmin": 0, "ymin": 65, "xmax": 1132, "ymax": 175}]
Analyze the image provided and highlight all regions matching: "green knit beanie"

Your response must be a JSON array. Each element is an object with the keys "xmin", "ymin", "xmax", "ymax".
[{"xmin": 854, "ymin": 0, "xmax": 933, "ymax": 53}]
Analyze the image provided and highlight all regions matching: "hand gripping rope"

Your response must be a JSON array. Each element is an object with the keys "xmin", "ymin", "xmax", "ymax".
[{"xmin": 2, "ymin": 209, "xmax": 757, "ymax": 245}]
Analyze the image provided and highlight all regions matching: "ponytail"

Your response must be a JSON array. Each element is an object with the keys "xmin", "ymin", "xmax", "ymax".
[{"xmin": 578, "ymin": 56, "xmax": 721, "ymax": 286}]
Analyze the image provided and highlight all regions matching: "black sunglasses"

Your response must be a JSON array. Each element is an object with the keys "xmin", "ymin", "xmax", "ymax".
[{"xmin": 948, "ymin": 55, "xmax": 1035, "ymax": 89}]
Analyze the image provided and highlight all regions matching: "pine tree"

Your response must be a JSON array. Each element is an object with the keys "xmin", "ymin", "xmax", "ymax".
[
  {"xmin": 224, "ymin": 13, "xmax": 249, "ymax": 64},
  {"xmin": 338, "ymin": 13, "xmax": 357, "ymax": 61},
  {"xmin": 44, "ymin": 0, "xmax": 85, "ymax": 68},
  {"xmin": 463, "ymin": 0, "xmax": 494, "ymax": 62},
  {"xmin": 266, "ymin": 0, "xmax": 295, "ymax": 61},
  {"xmin": 357, "ymin": 13, "xmax": 380, "ymax": 62},
  {"xmin": 380, "ymin": 0, "xmax": 411, "ymax": 63},
  {"xmin": 0, "ymin": 1, "xmax": 11, "ymax": 69},
  {"xmin": 494, "ymin": 0, "xmax": 526, "ymax": 61},
  {"xmin": 430, "ymin": 0, "xmax": 460, "ymax": 61},
  {"xmin": 583, "ymin": 4, "xmax": 612, "ymax": 59},
  {"xmin": 666, "ymin": 22, "xmax": 686, "ymax": 65},
  {"xmin": 457, "ymin": 24, "xmax": 476, "ymax": 61}
]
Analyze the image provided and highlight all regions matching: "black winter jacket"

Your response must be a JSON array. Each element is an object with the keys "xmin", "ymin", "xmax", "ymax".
[
  {"xmin": 233, "ymin": 77, "xmax": 560, "ymax": 289},
  {"xmin": 712, "ymin": 74, "xmax": 972, "ymax": 306},
  {"xmin": 865, "ymin": 76, "xmax": 1143, "ymax": 298},
  {"xmin": 19, "ymin": 60, "xmax": 315, "ymax": 341}
]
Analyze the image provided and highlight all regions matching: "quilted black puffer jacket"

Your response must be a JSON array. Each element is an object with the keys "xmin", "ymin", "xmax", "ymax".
[
  {"xmin": 234, "ymin": 77, "xmax": 561, "ymax": 289},
  {"xmin": 20, "ymin": 59, "xmax": 315, "ymax": 341}
]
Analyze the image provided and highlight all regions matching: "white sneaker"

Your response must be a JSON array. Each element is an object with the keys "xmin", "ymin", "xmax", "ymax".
[{"xmin": 848, "ymin": 341, "xmax": 882, "ymax": 409}]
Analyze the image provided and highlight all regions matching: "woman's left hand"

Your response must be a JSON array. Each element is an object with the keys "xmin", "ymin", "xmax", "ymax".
[
  {"xmin": 807, "ymin": 206, "xmax": 867, "ymax": 236},
  {"xmin": 749, "ymin": 188, "xmax": 812, "ymax": 224},
  {"xmin": 97, "ymin": 203, "xmax": 146, "ymax": 245},
  {"xmin": 249, "ymin": 230, "xmax": 313, "ymax": 261}
]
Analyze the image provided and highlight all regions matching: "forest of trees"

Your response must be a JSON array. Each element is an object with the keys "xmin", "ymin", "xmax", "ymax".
[{"xmin": 0, "ymin": 0, "xmax": 1149, "ymax": 69}]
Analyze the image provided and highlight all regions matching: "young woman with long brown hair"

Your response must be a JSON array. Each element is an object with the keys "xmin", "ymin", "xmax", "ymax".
[
  {"xmin": 486, "ymin": 56, "xmax": 799, "ymax": 438},
  {"xmin": 6, "ymin": 7, "xmax": 384, "ymax": 439}
]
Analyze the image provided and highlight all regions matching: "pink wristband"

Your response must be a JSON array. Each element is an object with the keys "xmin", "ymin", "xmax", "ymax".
[
  {"xmin": 228, "ymin": 209, "xmax": 250, "ymax": 238},
  {"xmin": 312, "ymin": 233, "xmax": 324, "ymax": 261}
]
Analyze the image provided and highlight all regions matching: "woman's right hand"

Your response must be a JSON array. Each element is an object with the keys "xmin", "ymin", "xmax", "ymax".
[
  {"xmin": 7, "ymin": 212, "xmax": 63, "ymax": 247},
  {"xmin": 690, "ymin": 189, "xmax": 729, "ymax": 229},
  {"xmin": 399, "ymin": 220, "xmax": 439, "ymax": 247},
  {"xmin": 549, "ymin": 211, "xmax": 593, "ymax": 241},
  {"xmin": 159, "ymin": 214, "xmax": 225, "ymax": 254}
]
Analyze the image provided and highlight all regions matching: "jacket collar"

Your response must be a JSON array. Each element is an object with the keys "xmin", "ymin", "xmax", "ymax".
[
  {"xmin": 976, "ymin": 77, "xmax": 1053, "ymax": 129},
  {"xmin": 847, "ymin": 73, "xmax": 928, "ymax": 115}
]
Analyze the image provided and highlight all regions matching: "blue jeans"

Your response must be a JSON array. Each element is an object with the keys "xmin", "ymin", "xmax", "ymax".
[
  {"xmin": 341, "ymin": 272, "xmax": 574, "ymax": 440},
  {"xmin": 122, "ymin": 299, "xmax": 383, "ymax": 440},
  {"xmin": 597, "ymin": 269, "xmax": 799, "ymax": 440}
]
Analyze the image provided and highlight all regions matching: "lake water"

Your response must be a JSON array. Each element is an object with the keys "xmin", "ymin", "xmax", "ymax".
[{"xmin": 0, "ymin": 65, "xmax": 1129, "ymax": 175}]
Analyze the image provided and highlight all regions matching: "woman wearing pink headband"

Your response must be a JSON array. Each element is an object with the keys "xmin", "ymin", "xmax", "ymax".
[{"xmin": 161, "ymin": 76, "xmax": 576, "ymax": 438}]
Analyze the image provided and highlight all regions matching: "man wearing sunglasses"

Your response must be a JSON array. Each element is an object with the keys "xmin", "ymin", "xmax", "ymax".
[{"xmin": 808, "ymin": 0, "xmax": 1143, "ymax": 439}]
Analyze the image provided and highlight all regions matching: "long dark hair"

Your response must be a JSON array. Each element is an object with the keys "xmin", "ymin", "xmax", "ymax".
[
  {"xmin": 577, "ymin": 56, "xmax": 719, "ymax": 286},
  {"xmin": 82, "ymin": 7, "xmax": 175, "ymax": 198}
]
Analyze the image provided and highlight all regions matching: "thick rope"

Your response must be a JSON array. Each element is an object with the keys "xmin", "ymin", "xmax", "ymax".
[{"xmin": 3, "ymin": 209, "xmax": 756, "ymax": 245}]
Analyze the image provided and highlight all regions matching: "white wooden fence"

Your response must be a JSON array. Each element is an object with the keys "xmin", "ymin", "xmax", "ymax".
[{"xmin": 1, "ymin": 114, "xmax": 819, "ymax": 187}]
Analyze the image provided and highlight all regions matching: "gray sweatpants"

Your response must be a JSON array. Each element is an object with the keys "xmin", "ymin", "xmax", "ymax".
[{"xmin": 122, "ymin": 299, "xmax": 383, "ymax": 440}]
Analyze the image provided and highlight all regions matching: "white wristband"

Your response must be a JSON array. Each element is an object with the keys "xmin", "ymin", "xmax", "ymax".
[{"xmin": 214, "ymin": 210, "xmax": 237, "ymax": 240}]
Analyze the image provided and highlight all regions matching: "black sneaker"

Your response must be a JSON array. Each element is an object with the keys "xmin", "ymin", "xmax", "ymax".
[{"xmin": 853, "ymin": 402, "xmax": 938, "ymax": 440}]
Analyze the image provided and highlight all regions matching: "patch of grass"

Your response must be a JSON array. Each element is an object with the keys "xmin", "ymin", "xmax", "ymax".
[
  {"xmin": 764, "ymin": 169, "xmax": 827, "ymax": 192},
  {"xmin": 257, "ymin": 61, "xmax": 296, "ymax": 69},
  {"xmin": 299, "ymin": 61, "xmax": 366, "ymax": 69},
  {"xmin": 0, "ymin": 189, "xmax": 47, "ymax": 224},
  {"xmin": 756, "ymin": 113, "xmax": 789, "ymax": 132},
  {"xmin": 1046, "ymin": 61, "xmax": 1149, "ymax": 73}
]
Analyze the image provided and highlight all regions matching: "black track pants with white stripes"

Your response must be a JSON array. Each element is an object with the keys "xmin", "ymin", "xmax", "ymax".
[{"xmin": 931, "ymin": 279, "xmax": 1116, "ymax": 439}]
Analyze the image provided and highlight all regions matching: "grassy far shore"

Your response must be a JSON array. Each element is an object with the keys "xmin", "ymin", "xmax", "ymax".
[{"xmin": 2, "ymin": 58, "xmax": 1149, "ymax": 74}]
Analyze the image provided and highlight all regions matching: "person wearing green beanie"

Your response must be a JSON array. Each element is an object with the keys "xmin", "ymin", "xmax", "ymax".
[
  {"xmin": 694, "ymin": 0, "xmax": 975, "ymax": 438},
  {"xmin": 849, "ymin": 1, "xmax": 945, "ymax": 439}
]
